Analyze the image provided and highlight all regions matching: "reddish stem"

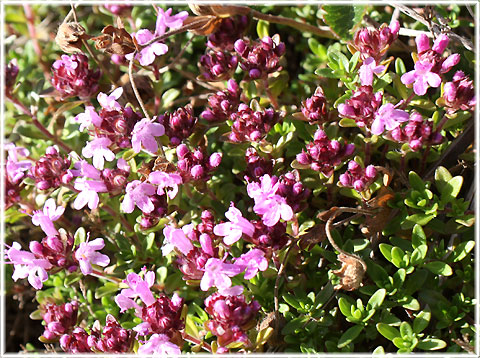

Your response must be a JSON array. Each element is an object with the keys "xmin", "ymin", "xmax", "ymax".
[{"xmin": 23, "ymin": 5, "xmax": 51, "ymax": 80}]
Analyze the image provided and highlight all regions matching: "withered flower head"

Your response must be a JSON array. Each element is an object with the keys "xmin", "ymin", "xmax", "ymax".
[
  {"xmin": 55, "ymin": 21, "xmax": 91, "ymax": 53},
  {"xmin": 92, "ymin": 24, "xmax": 137, "ymax": 55},
  {"xmin": 333, "ymin": 253, "xmax": 366, "ymax": 291}
]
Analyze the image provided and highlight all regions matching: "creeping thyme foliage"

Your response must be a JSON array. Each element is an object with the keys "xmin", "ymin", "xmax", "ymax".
[{"xmin": 4, "ymin": 3, "xmax": 476, "ymax": 354}]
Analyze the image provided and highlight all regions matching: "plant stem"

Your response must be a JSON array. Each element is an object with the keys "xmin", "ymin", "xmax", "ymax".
[
  {"xmin": 263, "ymin": 78, "xmax": 279, "ymax": 110},
  {"xmin": 23, "ymin": 5, "xmax": 51, "ymax": 80},
  {"xmin": 90, "ymin": 269, "xmax": 122, "ymax": 284},
  {"xmin": 182, "ymin": 333, "xmax": 212, "ymax": 353},
  {"xmin": 101, "ymin": 203, "xmax": 141, "ymax": 248},
  {"xmin": 6, "ymin": 95, "xmax": 73, "ymax": 153}
]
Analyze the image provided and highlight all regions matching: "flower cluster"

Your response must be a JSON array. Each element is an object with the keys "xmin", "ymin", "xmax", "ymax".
[
  {"xmin": 296, "ymin": 129, "xmax": 355, "ymax": 176},
  {"xmin": 87, "ymin": 315, "xmax": 134, "ymax": 353},
  {"xmin": 235, "ymin": 36, "xmax": 286, "ymax": 79},
  {"xmin": 244, "ymin": 147, "xmax": 273, "ymax": 182},
  {"xmin": 29, "ymin": 146, "xmax": 72, "ymax": 190},
  {"xmin": 160, "ymin": 105, "xmax": 198, "ymax": 146},
  {"xmin": 176, "ymin": 144, "xmax": 222, "ymax": 182},
  {"xmin": 443, "ymin": 70, "xmax": 475, "ymax": 113},
  {"xmin": 352, "ymin": 21, "xmax": 400, "ymax": 61},
  {"xmin": 41, "ymin": 301, "xmax": 79, "ymax": 340},
  {"xmin": 51, "ymin": 54, "xmax": 100, "ymax": 99},
  {"xmin": 207, "ymin": 16, "xmax": 249, "ymax": 51},
  {"xmin": 339, "ymin": 160, "xmax": 377, "ymax": 192},
  {"xmin": 401, "ymin": 34, "xmax": 460, "ymax": 95},
  {"xmin": 301, "ymin": 86, "xmax": 329, "ymax": 124},
  {"xmin": 338, "ymin": 85, "xmax": 383, "ymax": 128},
  {"xmin": 199, "ymin": 50, "xmax": 238, "ymax": 81},
  {"xmin": 5, "ymin": 143, "xmax": 31, "ymax": 208},
  {"xmin": 201, "ymin": 79, "xmax": 241, "ymax": 122},
  {"xmin": 205, "ymin": 288, "xmax": 260, "ymax": 348},
  {"xmin": 229, "ymin": 104, "xmax": 282, "ymax": 142},
  {"xmin": 389, "ymin": 112, "xmax": 443, "ymax": 151}
]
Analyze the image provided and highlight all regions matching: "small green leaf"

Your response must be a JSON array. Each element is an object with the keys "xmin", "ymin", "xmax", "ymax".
[
  {"xmin": 337, "ymin": 325, "xmax": 363, "ymax": 348},
  {"xmin": 424, "ymin": 261, "xmax": 453, "ymax": 276},
  {"xmin": 434, "ymin": 166, "xmax": 452, "ymax": 193},
  {"xmin": 322, "ymin": 5, "xmax": 366, "ymax": 40},
  {"xmin": 412, "ymin": 224, "xmax": 427, "ymax": 248},
  {"xmin": 400, "ymin": 322, "xmax": 413, "ymax": 339},
  {"xmin": 308, "ymin": 38, "xmax": 327, "ymax": 58},
  {"xmin": 338, "ymin": 297, "xmax": 353, "ymax": 318},
  {"xmin": 368, "ymin": 289, "xmax": 386, "ymax": 310},
  {"xmin": 416, "ymin": 338, "xmax": 447, "ymax": 350},
  {"xmin": 395, "ymin": 58, "xmax": 406, "ymax": 75},
  {"xmin": 74, "ymin": 227, "xmax": 86, "ymax": 246},
  {"xmin": 283, "ymin": 293, "xmax": 302, "ymax": 310},
  {"xmin": 161, "ymin": 88, "xmax": 180, "ymax": 109},
  {"xmin": 391, "ymin": 246, "xmax": 405, "ymax": 268},
  {"xmin": 402, "ymin": 213, "xmax": 436, "ymax": 229},
  {"xmin": 413, "ymin": 308, "xmax": 431, "ymax": 333},
  {"xmin": 94, "ymin": 282, "xmax": 120, "ymax": 299},
  {"xmin": 315, "ymin": 68, "xmax": 339, "ymax": 78},
  {"xmin": 379, "ymin": 243, "xmax": 393, "ymax": 262},
  {"xmin": 410, "ymin": 245, "xmax": 427, "ymax": 266},
  {"xmin": 377, "ymin": 323, "xmax": 400, "ymax": 340},
  {"xmin": 441, "ymin": 176, "xmax": 463, "ymax": 204},
  {"xmin": 256, "ymin": 19, "xmax": 269, "ymax": 38},
  {"xmin": 409, "ymin": 171, "xmax": 425, "ymax": 192},
  {"xmin": 451, "ymin": 241, "xmax": 475, "ymax": 262},
  {"xmin": 339, "ymin": 118, "xmax": 358, "ymax": 127},
  {"xmin": 349, "ymin": 51, "xmax": 361, "ymax": 72}
]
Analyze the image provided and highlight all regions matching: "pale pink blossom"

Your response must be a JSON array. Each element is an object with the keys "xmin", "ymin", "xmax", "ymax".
[
  {"xmin": 401, "ymin": 61, "xmax": 442, "ymax": 96},
  {"xmin": 213, "ymin": 205, "xmax": 255, "ymax": 245},
  {"xmin": 73, "ymin": 178, "xmax": 108, "ymax": 210},
  {"xmin": 5, "ymin": 242, "xmax": 52, "ymax": 289},
  {"xmin": 138, "ymin": 334, "xmax": 181, "ymax": 356},
  {"xmin": 74, "ymin": 237, "xmax": 110, "ymax": 275},
  {"xmin": 155, "ymin": 8, "xmax": 188, "ymax": 35},
  {"xmin": 371, "ymin": 103, "xmax": 409, "ymax": 135},
  {"xmin": 359, "ymin": 57, "xmax": 386, "ymax": 86},
  {"xmin": 82, "ymin": 137, "xmax": 115, "ymax": 170},
  {"xmin": 74, "ymin": 106, "xmax": 102, "ymax": 131},
  {"xmin": 115, "ymin": 270, "xmax": 156, "ymax": 312},
  {"xmin": 234, "ymin": 249, "xmax": 268, "ymax": 280},
  {"xmin": 121, "ymin": 180, "xmax": 156, "ymax": 213},
  {"xmin": 97, "ymin": 87, "xmax": 123, "ymax": 111},
  {"xmin": 131, "ymin": 118, "xmax": 165, "ymax": 154},
  {"xmin": 149, "ymin": 171, "xmax": 183, "ymax": 199},
  {"xmin": 162, "ymin": 225, "xmax": 194, "ymax": 256},
  {"xmin": 31, "ymin": 198, "xmax": 65, "ymax": 237},
  {"xmin": 200, "ymin": 258, "xmax": 244, "ymax": 291}
]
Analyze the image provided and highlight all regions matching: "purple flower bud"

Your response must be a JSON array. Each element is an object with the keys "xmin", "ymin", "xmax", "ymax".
[
  {"xmin": 45, "ymin": 236, "xmax": 64, "ymax": 253},
  {"xmin": 234, "ymin": 39, "xmax": 247, "ymax": 54},
  {"xmin": 30, "ymin": 241, "xmax": 45, "ymax": 256},
  {"xmin": 365, "ymin": 165, "xmax": 377, "ymax": 179},
  {"xmin": 353, "ymin": 180, "xmax": 365, "ymax": 192},
  {"xmin": 209, "ymin": 153, "xmax": 222, "ymax": 168},
  {"xmin": 191, "ymin": 165, "xmax": 204, "ymax": 179},
  {"xmin": 176, "ymin": 144, "xmax": 189, "ymax": 158}
]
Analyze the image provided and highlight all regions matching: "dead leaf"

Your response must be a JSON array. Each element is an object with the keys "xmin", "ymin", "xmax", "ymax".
[
  {"xmin": 55, "ymin": 21, "xmax": 91, "ymax": 53},
  {"xmin": 91, "ymin": 25, "xmax": 136, "ymax": 55},
  {"xmin": 333, "ymin": 253, "xmax": 366, "ymax": 291},
  {"xmin": 298, "ymin": 224, "xmax": 327, "ymax": 250}
]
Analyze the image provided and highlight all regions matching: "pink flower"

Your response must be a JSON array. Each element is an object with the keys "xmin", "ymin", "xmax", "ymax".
[
  {"xmin": 97, "ymin": 87, "xmax": 123, "ymax": 111},
  {"xmin": 82, "ymin": 137, "xmax": 115, "ymax": 170},
  {"xmin": 370, "ymin": 103, "xmax": 409, "ymax": 135},
  {"xmin": 73, "ymin": 178, "xmax": 108, "ymax": 210},
  {"xmin": 200, "ymin": 258, "xmax": 245, "ymax": 291},
  {"xmin": 155, "ymin": 8, "xmax": 188, "ymax": 35},
  {"xmin": 31, "ymin": 198, "xmax": 65, "ymax": 237},
  {"xmin": 359, "ymin": 57, "xmax": 386, "ymax": 86},
  {"xmin": 121, "ymin": 180, "xmax": 156, "ymax": 213},
  {"xmin": 234, "ymin": 249, "xmax": 268, "ymax": 280},
  {"xmin": 138, "ymin": 334, "xmax": 180, "ymax": 356},
  {"xmin": 5, "ymin": 242, "xmax": 52, "ymax": 289},
  {"xmin": 162, "ymin": 225, "xmax": 194, "ymax": 256},
  {"xmin": 149, "ymin": 171, "xmax": 183, "ymax": 199},
  {"xmin": 131, "ymin": 118, "xmax": 165, "ymax": 154},
  {"xmin": 115, "ymin": 270, "xmax": 156, "ymax": 312},
  {"xmin": 74, "ymin": 106, "xmax": 102, "ymax": 131},
  {"xmin": 5, "ymin": 143, "xmax": 31, "ymax": 183},
  {"xmin": 401, "ymin": 60, "xmax": 442, "ymax": 96},
  {"xmin": 74, "ymin": 237, "xmax": 110, "ymax": 275},
  {"xmin": 213, "ymin": 205, "xmax": 255, "ymax": 245},
  {"xmin": 247, "ymin": 174, "xmax": 294, "ymax": 227},
  {"xmin": 130, "ymin": 29, "xmax": 169, "ymax": 66}
]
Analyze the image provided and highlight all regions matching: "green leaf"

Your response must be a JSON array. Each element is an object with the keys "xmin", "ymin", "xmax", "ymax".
[
  {"xmin": 411, "ymin": 224, "xmax": 427, "ymax": 248},
  {"xmin": 402, "ymin": 213, "xmax": 436, "ymax": 229},
  {"xmin": 413, "ymin": 308, "xmax": 431, "ymax": 333},
  {"xmin": 337, "ymin": 325, "xmax": 363, "ymax": 348},
  {"xmin": 391, "ymin": 246, "xmax": 405, "ymax": 268},
  {"xmin": 379, "ymin": 243, "xmax": 393, "ymax": 262},
  {"xmin": 416, "ymin": 338, "xmax": 447, "ymax": 350},
  {"xmin": 450, "ymin": 241, "xmax": 475, "ymax": 262},
  {"xmin": 338, "ymin": 297, "xmax": 353, "ymax": 318},
  {"xmin": 395, "ymin": 58, "xmax": 406, "ymax": 75},
  {"xmin": 315, "ymin": 67, "xmax": 339, "ymax": 78},
  {"xmin": 434, "ymin": 166, "xmax": 452, "ymax": 193},
  {"xmin": 308, "ymin": 38, "xmax": 327, "ymax": 58},
  {"xmin": 256, "ymin": 19, "xmax": 269, "ymax": 38},
  {"xmin": 408, "ymin": 171, "xmax": 425, "ymax": 192},
  {"xmin": 368, "ymin": 289, "xmax": 386, "ymax": 310},
  {"xmin": 410, "ymin": 245, "xmax": 427, "ymax": 266},
  {"xmin": 441, "ymin": 176, "xmax": 463, "ymax": 204},
  {"xmin": 283, "ymin": 293, "xmax": 302, "ymax": 310},
  {"xmin": 74, "ymin": 227, "xmax": 86, "ymax": 246},
  {"xmin": 349, "ymin": 51, "xmax": 361, "ymax": 72},
  {"xmin": 339, "ymin": 118, "xmax": 358, "ymax": 127},
  {"xmin": 322, "ymin": 5, "xmax": 366, "ymax": 40},
  {"xmin": 15, "ymin": 124, "xmax": 49, "ymax": 140},
  {"xmin": 377, "ymin": 323, "xmax": 400, "ymax": 340},
  {"xmin": 161, "ymin": 88, "xmax": 180, "ymax": 109},
  {"xmin": 424, "ymin": 261, "xmax": 453, "ymax": 276},
  {"xmin": 94, "ymin": 282, "xmax": 120, "ymax": 299},
  {"xmin": 400, "ymin": 322, "xmax": 413, "ymax": 339}
]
